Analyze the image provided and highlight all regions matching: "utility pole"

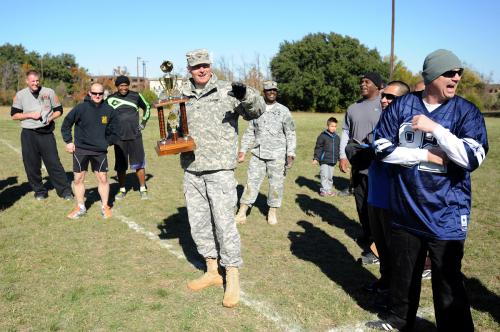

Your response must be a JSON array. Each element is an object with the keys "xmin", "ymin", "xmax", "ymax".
[
  {"xmin": 40, "ymin": 56, "xmax": 44, "ymax": 82},
  {"xmin": 142, "ymin": 60, "xmax": 149, "ymax": 91},
  {"xmin": 142, "ymin": 60, "xmax": 147, "ymax": 79},
  {"xmin": 136, "ymin": 56, "xmax": 141, "ymax": 87},
  {"xmin": 389, "ymin": 0, "xmax": 395, "ymax": 81}
]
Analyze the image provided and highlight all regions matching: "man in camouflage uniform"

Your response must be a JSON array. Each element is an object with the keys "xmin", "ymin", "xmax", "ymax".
[
  {"xmin": 235, "ymin": 81, "xmax": 296, "ymax": 225},
  {"xmin": 180, "ymin": 49, "xmax": 265, "ymax": 308}
]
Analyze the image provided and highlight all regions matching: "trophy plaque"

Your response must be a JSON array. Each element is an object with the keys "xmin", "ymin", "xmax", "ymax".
[{"xmin": 153, "ymin": 60, "xmax": 196, "ymax": 156}]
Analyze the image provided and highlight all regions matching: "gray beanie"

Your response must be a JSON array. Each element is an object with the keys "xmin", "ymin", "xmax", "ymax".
[{"xmin": 422, "ymin": 49, "xmax": 463, "ymax": 85}]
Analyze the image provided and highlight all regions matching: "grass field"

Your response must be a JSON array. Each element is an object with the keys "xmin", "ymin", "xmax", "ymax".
[{"xmin": 0, "ymin": 106, "xmax": 498, "ymax": 331}]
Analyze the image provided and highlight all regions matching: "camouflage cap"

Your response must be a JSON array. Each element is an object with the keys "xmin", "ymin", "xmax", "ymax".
[
  {"xmin": 263, "ymin": 80, "xmax": 278, "ymax": 91},
  {"xmin": 186, "ymin": 49, "xmax": 212, "ymax": 67}
]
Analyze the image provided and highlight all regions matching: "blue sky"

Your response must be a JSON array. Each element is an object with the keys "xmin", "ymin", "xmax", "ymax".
[{"xmin": 1, "ymin": 0, "xmax": 499, "ymax": 82}]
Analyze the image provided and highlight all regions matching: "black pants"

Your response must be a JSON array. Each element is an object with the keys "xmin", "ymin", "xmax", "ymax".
[
  {"xmin": 21, "ymin": 129, "xmax": 71, "ymax": 197},
  {"xmin": 352, "ymin": 171, "xmax": 371, "ymax": 242},
  {"xmin": 389, "ymin": 227, "xmax": 473, "ymax": 331},
  {"xmin": 368, "ymin": 205, "xmax": 392, "ymax": 287}
]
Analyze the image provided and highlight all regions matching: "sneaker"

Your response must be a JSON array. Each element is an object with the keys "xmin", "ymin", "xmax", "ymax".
[
  {"xmin": 337, "ymin": 188, "xmax": 352, "ymax": 197},
  {"xmin": 67, "ymin": 206, "xmax": 86, "ymax": 219},
  {"xmin": 365, "ymin": 319, "xmax": 398, "ymax": 331},
  {"xmin": 35, "ymin": 193, "xmax": 48, "ymax": 200},
  {"xmin": 361, "ymin": 251, "xmax": 380, "ymax": 265},
  {"xmin": 115, "ymin": 191, "xmax": 126, "ymax": 200},
  {"xmin": 101, "ymin": 205, "xmax": 112, "ymax": 219},
  {"xmin": 63, "ymin": 193, "xmax": 74, "ymax": 201},
  {"xmin": 140, "ymin": 190, "xmax": 149, "ymax": 200},
  {"xmin": 319, "ymin": 191, "xmax": 330, "ymax": 197},
  {"xmin": 422, "ymin": 269, "xmax": 432, "ymax": 280}
]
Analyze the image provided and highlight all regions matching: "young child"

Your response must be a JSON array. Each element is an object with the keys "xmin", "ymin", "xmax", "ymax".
[{"xmin": 312, "ymin": 117, "xmax": 340, "ymax": 196}]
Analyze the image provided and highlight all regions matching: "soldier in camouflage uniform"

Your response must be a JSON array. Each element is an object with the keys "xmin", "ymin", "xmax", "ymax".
[
  {"xmin": 235, "ymin": 81, "xmax": 296, "ymax": 225},
  {"xmin": 180, "ymin": 49, "xmax": 265, "ymax": 308}
]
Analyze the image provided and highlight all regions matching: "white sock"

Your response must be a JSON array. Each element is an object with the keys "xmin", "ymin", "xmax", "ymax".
[
  {"xmin": 140, "ymin": 186, "xmax": 147, "ymax": 192},
  {"xmin": 78, "ymin": 203, "xmax": 86, "ymax": 210},
  {"xmin": 119, "ymin": 187, "xmax": 126, "ymax": 193}
]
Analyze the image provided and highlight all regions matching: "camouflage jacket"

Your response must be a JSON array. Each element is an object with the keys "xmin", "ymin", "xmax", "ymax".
[
  {"xmin": 179, "ymin": 74, "xmax": 265, "ymax": 172},
  {"xmin": 240, "ymin": 102, "xmax": 296, "ymax": 160}
]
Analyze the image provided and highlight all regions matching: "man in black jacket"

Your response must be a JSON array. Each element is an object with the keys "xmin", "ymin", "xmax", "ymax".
[
  {"xmin": 61, "ymin": 83, "xmax": 119, "ymax": 219},
  {"xmin": 312, "ymin": 117, "xmax": 340, "ymax": 196},
  {"xmin": 107, "ymin": 75, "xmax": 151, "ymax": 200}
]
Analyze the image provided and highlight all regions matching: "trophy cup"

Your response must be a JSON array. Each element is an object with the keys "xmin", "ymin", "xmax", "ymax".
[{"xmin": 153, "ymin": 60, "xmax": 196, "ymax": 156}]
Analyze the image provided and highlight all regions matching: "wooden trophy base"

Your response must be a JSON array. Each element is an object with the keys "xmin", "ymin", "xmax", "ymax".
[{"xmin": 156, "ymin": 136, "xmax": 196, "ymax": 156}]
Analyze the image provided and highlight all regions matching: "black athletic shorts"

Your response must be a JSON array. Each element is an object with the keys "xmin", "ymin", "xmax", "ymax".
[
  {"xmin": 73, "ymin": 152, "xmax": 108, "ymax": 173},
  {"xmin": 114, "ymin": 136, "xmax": 146, "ymax": 171}
]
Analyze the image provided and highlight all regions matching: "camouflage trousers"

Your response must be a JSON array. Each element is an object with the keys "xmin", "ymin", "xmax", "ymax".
[
  {"xmin": 240, "ymin": 155, "xmax": 286, "ymax": 208},
  {"xmin": 183, "ymin": 170, "xmax": 242, "ymax": 267}
]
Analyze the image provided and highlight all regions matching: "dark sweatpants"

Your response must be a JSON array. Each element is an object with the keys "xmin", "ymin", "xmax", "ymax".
[
  {"xmin": 352, "ymin": 171, "xmax": 371, "ymax": 243},
  {"xmin": 21, "ymin": 129, "xmax": 71, "ymax": 197},
  {"xmin": 388, "ymin": 227, "xmax": 474, "ymax": 331},
  {"xmin": 368, "ymin": 205, "xmax": 392, "ymax": 287}
]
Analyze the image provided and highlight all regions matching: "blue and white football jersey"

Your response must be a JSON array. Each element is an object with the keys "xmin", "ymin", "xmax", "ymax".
[{"xmin": 374, "ymin": 92, "xmax": 488, "ymax": 240}]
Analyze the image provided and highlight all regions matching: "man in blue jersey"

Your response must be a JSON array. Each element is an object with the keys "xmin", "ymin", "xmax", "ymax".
[{"xmin": 367, "ymin": 50, "xmax": 488, "ymax": 331}]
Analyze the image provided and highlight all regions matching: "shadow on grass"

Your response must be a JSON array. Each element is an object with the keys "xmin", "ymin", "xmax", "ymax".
[
  {"xmin": 288, "ymin": 220, "xmax": 439, "ymax": 330},
  {"xmin": 295, "ymin": 193, "xmax": 362, "ymax": 247},
  {"xmin": 295, "ymin": 175, "xmax": 350, "ymax": 194},
  {"xmin": 0, "ymin": 176, "xmax": 31, "ymax": 210},
  {"xmin": 157, "ymin": 207, "xmax": 204, "ymax": 270},
  {"xmin": 236, "ymin": 184, "xmax": 269, "ymax": 218},
  {"xmin": 108, "ymin": 172, "xmax": 154, "ymax": 205},
  {"xmin": 0, "ymin": 172, "xmax": 74, "ymax": 210},
  {"xmin": 0, "ymin": 176, "xmax": 18, "ymax": 191},
  {"xmin": 288, "ymin": 220, "xmax": 377, "ymax": 312},
  {"xmin": 466, "ymin": 276, "xmax": 500, "ymax": 324}
]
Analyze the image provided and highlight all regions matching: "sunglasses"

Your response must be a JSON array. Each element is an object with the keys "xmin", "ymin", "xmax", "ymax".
[
  {"xmin": 90, "ymin": 92, "xmax": 104, "ymax": 96},
  {"xmin": 441, "ymin": 69, "xmax": 463, "ymax": 78},
  {"xmin": 381, "ymin": 93, "xmax": 397, "ymax": 100}
]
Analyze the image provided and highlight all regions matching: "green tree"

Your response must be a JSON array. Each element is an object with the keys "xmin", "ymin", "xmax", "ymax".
[
  {"xmin": 141, "ymin": 89, "xmax": 159, "ymax": 106},
  {"xmin": 0, "ymin": 43, "xmax": 89, "ymax": 105},
  {"xmin": 270, "ymin": 32, "xmax": 389, "ymax": 112},
  {"xmin": 383, "ymin": 56, "xmax": 421, "ymax": 87}
]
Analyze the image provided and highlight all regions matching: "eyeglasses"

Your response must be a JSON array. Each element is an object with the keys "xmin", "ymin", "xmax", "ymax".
[
  {"xmin": 90, "ymin": 92, "xmax": 104, "ymax": 96},
  {"xmin": 381, "ymin": 93, "xmax": 397, "ymax": 100},
  {"xmin": 441, "ymin": 69, "xmax": 463, "ymax": 78}
]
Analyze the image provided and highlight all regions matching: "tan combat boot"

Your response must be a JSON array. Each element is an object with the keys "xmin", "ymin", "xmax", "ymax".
[
  {"xmin": 235, "ymin": 204, "xmax": 249, "ymax": 224},
  {"xmin": 187, "ymin": 258, "xmax": 223, "ymax": 291},
  {"xmin": 267, "ymin": 207, "xmax": 278, "ymax": 225},
  {"xmin": 222, "ymin": 267, "xmax": 240, "ymax": 308}
]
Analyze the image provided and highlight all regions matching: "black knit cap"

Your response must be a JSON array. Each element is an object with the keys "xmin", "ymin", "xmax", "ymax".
[
  {"xmin": 115, "ymin": 75, "xmax": 130, "ymax": 86},
  {"xmin": 361, "ymin": 72, "xmax": 383, "ymax": 89}
]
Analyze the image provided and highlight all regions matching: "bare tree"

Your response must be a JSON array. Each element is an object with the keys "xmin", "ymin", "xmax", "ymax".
[
  {"xmin": 214, "ymin": 56, "xmax": 235, "ymax": 81},
  {"xmin": 112, "ymin": 66, "xmax": 129, "ymax": 76}
]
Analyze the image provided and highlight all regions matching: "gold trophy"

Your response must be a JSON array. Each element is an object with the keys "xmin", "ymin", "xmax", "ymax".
[{"xmin": 154, "ymin": 60, "xmax": 196, "ymax": 156}]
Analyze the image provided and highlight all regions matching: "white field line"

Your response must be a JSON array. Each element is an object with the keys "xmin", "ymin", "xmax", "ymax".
[
  {"xmin": 1, "ymin": 138, "xmax": 429, "ymax": 332},
  {"xmin": 113, "ymin": 208, "xmax": 304, "ymax": 332},
  {"xmin": 0, "ymin": 139, "xmax": 46, "ymax": 171}
]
